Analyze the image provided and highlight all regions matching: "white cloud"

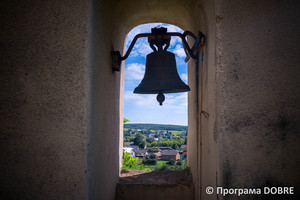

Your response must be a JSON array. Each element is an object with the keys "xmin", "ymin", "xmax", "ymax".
[
  {"xmin": 135, "ymin": 40, "xmax": 153, "ymax": 57},
  {"xmin": 126, "ymin": 23, "xmax": 184, "ymax": 57},
  {"xmin": 175, "ymin": 57, "xmax": 185, "ymax": 66},
  {"xmin": 180, "ymin": 73, "xmax": 188, "ymax": 81},
  {"xmin": 170, "ymin": 36, "xmax": 182, "ymax": 47},
  {"xmin": 124, "ymin": 91, "xmax": 157, "ymax": 107},
  {"xmin": 125, "ymin": 63, "xmax": 145, "ymax": 80},
  {"xmin": 163, "ymin": 93, "xmax": 188, "ymax": 110},
  {"xmin": 124, "ymin": 91, "xmax": 188, "ymax": 110},
  {"xmin": 173, "ymin": 44, "xmax": 186, "ymax": 58},
  {"xmin": 128, "ymin": 38, "xmax": 153, "ymax": 58}
]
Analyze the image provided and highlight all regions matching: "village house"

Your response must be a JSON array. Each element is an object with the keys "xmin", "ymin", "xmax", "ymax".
[
  {"xmin": 153, "ymin": 152, "xmax": 161, "ymax": 160},
  {"xmin": 158, "ymin": 147, "xmax": 173, "ymax": 151},
  {"xmin": 123, "ymin": 147, "xmax": 135, "ymax": 157},
  {"xmin": 123, "ymin": 142, "xmax": 139, "ymax": 150},
  {"xmin": 180, "ymin": 144, "xmax": 187, "ymax": 150},
  {"xmin": 160, "ymin": 150, "xmax": 180, "ymax": 161},
  {"xmin": 134, "ymin": 149, "xmax": 148, "ymax": 159},
  {"xmin": 146, "ymin": 133, "xmax": 154, "ymax": 138}
]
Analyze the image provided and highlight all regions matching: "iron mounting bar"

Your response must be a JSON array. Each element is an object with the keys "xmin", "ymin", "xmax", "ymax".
[{"xmin": 112, "ymin": 27, "xmax": 205, "ymax": 71}]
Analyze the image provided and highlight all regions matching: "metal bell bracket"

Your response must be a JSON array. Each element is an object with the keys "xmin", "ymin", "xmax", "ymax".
[{"xmin": 112, "ymin": 27, "xmax": 205, "ymax": 71}]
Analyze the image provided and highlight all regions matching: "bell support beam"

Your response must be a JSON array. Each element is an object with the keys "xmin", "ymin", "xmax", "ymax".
[
  {"xmin": 111, "ymin": 27, "xmax": 205, "ymax": 72},
  {"xmin": 112, "ymin": 33, "xmax": 151, "ymax": 71}
]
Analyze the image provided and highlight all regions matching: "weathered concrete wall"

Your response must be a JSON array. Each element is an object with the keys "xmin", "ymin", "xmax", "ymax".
[
  {"xmin": 0, "ymin": 0, "xmax": 90, "ymax": 199},
  {"xmin": 87, "ymin": 1, "xmax": 121, "ymax": 199},
  {"xmin": 187, "ymin": 0, "xmax": 219, "ymax": 199},
  {"xmin": 215, "ymin": 0, "xmax": 300, "ymax": 199},
  {"xmin": 116, "ymin": 183, "xmax": 194, "ymax": 200}
]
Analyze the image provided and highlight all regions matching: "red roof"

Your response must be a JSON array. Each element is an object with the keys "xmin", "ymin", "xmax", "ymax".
[
  {"xmin": 180, "ymin": 145, "xmax": 187, "ymax": 149},
  {"xmin": 154, "ymin": 152, "xmax": 161, "ymax": 157}
]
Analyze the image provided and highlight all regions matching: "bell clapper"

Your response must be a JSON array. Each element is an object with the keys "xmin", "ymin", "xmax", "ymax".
[{"xmin": 156, "ymin": 92, "xmax": 165, "ymax": 106}]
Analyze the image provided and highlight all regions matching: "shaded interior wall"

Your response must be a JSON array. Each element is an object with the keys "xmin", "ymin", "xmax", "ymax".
[
  {"xmin": 188, "ymin": 0, "xmax": 219, "ymax": 199},
  {"xmin": 215, "ymin": 0, "xmax": 300, "ymax": 199},
  {"xmin": 88, "ymin": 1, "xmax": 121, "ymax": 199},
  {"xmin": 0, "ymin": 0, "xmax": 90, "ymax": 199}
]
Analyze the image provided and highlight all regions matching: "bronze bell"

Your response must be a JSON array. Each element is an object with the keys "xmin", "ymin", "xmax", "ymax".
[{"xmin": 134, "ymin": 50, "xmax": 190, "ymax": 106}]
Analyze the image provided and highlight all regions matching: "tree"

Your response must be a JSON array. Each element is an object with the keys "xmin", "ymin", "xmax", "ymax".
[
  {"xmin": 172, "ymin": 143, "xmax": 179, "ymax": 150},
  {"xmin": 146, "ymin": 137, "xmax": 154, "ymax": 143},
  {"xmin": 142, "ymin": 159, "xmax": 157, "ymax": 165},
  {"xmin": 123, "ymin": 118, "xmax": 130, "ymax": 123},
  {"xmin": 176, "ymin": 160, "xmax": 183, "ymax": 166},
  {"xmin": 138, "ymin": 140, "xmax": 146, "ymax": 149},
  {"xmin": 123, "ymin": 136, "xmax": 131, "ymax": 143},
  {"xmin": 124, "ymin": 130, "xmax": 131, "ymax": 137},
  {"xmin": 133, "ymin": 133, "xmax": 144, "ymax": 146},
  {"xmin": 167, "ymin": 159, "xmax": 176, "ymax": 165},
  {"xmin": 149, "ymin": 153, "xmax": 157, "ymax": 159},
  {"xmin": 123, "ymin": 151, "xmax": 139, "ymax": 169}
]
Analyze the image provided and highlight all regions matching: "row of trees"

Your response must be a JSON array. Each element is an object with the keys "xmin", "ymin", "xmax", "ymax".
[
  {"xmin": 124, "ymin": 129, "xmax": 187, "ymax": 137},
  {"xmin": 148, "ymin": 138, "xmax": 186, "ymax": 148},
  {"xmin": 124, "ymin": 136, "xmax": 187, "ymax": 148},
  {"xmin": 124, "ymin": 123, "xmax": 187, "ymax": 131},
  {"xmin": 129, "ymin": 133, "xmax": 186, "ymax": 149}
]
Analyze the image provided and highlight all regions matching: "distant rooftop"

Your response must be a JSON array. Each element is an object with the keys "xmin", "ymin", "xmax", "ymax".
[
  {"xmin": 161, "ymin": 150, "xmax": 179, "ymax": 156},
  {"xmin": 124, "ymin": 142, "xmax": 139, "ymax": 149},
  {"xmin": 180, "ymin": 145, "xmax": 187, "ymax": 149}
]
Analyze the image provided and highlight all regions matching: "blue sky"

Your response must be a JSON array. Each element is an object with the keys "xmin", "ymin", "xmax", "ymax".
[{"xmin": 123, "ymin": 23, "xmax": 188, "ymax": 126}]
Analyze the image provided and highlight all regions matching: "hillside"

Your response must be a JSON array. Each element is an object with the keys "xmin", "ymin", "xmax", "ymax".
[{"xmin": 124, "ymin": 123, "xmax": 187, "ymax": 131}]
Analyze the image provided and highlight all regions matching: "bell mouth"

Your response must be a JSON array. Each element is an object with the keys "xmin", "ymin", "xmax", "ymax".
[
  {"xmin": 133, "ymin": 51, "xmax": 190, "ymax": 94},
  {"xmin": 133, "ymin": 87, "xmax": 190, "ymax": 94}
]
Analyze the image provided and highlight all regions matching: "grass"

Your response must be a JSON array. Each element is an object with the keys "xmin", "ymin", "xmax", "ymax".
[
  {"xmin": 143, "ymin": 160, "xmax": 168, "ymax": 170},
  {"xmin": 170, "ymin": 131, "xmax": 187, "ymax": 136},
  {"xmin": 123, "ymin": 160, "xmax": 187, "ymax": 171}
]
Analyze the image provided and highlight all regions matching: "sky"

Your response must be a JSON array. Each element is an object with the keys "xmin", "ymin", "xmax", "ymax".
[{"xmin": 123, "ymin": 23, "xmax": 188, "ymax": 126}]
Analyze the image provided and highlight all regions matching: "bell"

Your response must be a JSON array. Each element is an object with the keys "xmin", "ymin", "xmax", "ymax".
[{"xmin": 134, "ymin": 51, "xmax": 190, "ymax": 105}]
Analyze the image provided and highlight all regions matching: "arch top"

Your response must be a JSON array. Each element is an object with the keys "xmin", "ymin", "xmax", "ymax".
[{"xmin": 111, "ymin": 0, "xmax": 201, "ymax": 38}]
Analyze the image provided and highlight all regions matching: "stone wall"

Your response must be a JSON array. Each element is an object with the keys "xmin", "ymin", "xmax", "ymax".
[
  {"xmin": 0, "ymin": 0, "xmax": 90, "ymax": 199},
  {"xmin": 215, "ymin": 0, "xmax": 300, "ymax": 199}
]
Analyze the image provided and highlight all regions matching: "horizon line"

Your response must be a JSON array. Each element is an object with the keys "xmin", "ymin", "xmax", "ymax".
[{"xmin": 124, "ymin": 122, "xmax": 188, "ymax": 126}]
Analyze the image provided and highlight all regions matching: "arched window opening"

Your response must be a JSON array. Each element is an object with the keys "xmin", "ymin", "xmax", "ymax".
[{"xmin": 122, "ymin": 23, "xmax": 189, "ymax": 174}]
